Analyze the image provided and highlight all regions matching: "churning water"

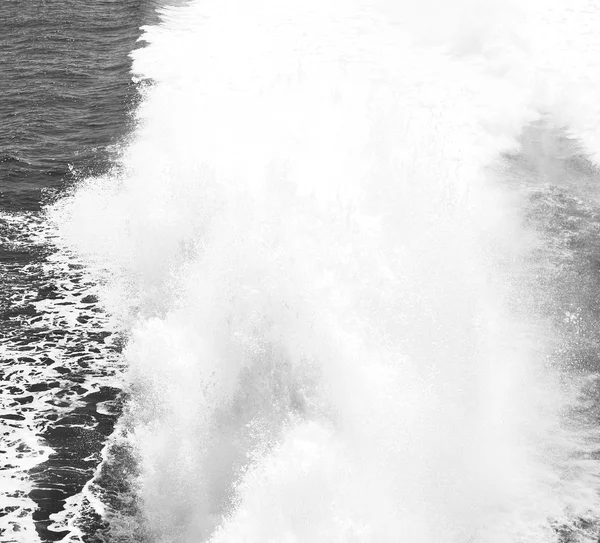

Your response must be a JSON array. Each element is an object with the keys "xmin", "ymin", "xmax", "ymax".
[{"xmin": 6, "ymin": 0, "xmax": 600, "ymax": 541}]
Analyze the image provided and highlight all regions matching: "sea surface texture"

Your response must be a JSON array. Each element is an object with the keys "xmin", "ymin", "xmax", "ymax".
[{"xmin": 4, "ymin": 1, "xmax": 600, "ymax": 542}]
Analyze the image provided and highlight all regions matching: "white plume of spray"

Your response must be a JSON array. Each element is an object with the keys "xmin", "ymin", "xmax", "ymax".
[{"xmin": 49, "ymin": 0, "xmax": 600, "ymax": 541}]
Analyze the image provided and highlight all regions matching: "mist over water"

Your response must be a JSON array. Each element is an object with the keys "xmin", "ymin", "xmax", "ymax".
[{"xmin": 49, "ymin": 0, "xmax": 600, "ymax": 541}]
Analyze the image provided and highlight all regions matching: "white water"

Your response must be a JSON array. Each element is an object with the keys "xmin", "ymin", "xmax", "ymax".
[{"xmin": 50, "ymin": 0, "xmax": 600, "ymax": 541}]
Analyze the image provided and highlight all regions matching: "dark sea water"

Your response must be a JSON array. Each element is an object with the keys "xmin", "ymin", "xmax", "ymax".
[
  {"xmin": 1, "ymin": 2, "xmax": 155, "ymax": 540},
  {"xmin": 1, "ymin": 0, "xmax": 152, "ymax": 211},
  {"xmin": 4, "ymin": 1, "xmax": 600, "ymax": 542}
]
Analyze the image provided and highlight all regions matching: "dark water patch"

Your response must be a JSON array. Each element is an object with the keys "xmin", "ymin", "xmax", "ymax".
[
  {"xmin": 77, "ymin": 427, "xmax": 149, "ymax": 543},
  {"xmin": 28, "ymin": 387, "xmax": 123, "ymax": 541},
  {"xmin": 497, "ymin": 124, "xmax": 600, "ymax": 541},
  {"xmin": 0, "ymin": 415, "xmax": 27, "ymax": 422},
  {"xmin": 1, "ymin": 0, "xmax": 160, "ymax": 213},
  {"xmin": 501, "ymin": 125, "xmax": 600, "ymax": 377},
  {"xmin": 524, "ymin": 187, "xmax": 600, "ymax": 374}
]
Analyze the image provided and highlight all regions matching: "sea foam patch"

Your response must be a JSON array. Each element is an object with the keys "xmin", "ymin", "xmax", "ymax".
[{"xmin": 0, "ymin": 211, "xmax": 124, "ymax": 542}]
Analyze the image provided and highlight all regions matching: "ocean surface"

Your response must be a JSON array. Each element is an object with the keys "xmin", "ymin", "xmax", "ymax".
[
  {"xmin": 4, "ymin": 1, "xmax": 600, "ymax": 542},
  {"xmin": 1, "ymin": 1, "xmax": 156, "ymax": 540}
]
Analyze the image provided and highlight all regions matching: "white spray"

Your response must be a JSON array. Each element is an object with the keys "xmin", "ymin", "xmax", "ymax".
[{"xmin": 50, "ymin": 0, "xmax": 600, "ymax": 541}]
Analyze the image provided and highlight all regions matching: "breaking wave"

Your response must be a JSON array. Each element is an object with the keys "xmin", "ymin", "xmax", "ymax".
[{"xmin": 49, "ymin": 0, "xmax": 600, "ymax": 541}]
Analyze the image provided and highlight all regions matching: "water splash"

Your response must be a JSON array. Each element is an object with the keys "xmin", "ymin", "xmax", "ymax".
[{"xmin": 49, "ymin": 0, "xmax": 600, "ymax": 541}]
